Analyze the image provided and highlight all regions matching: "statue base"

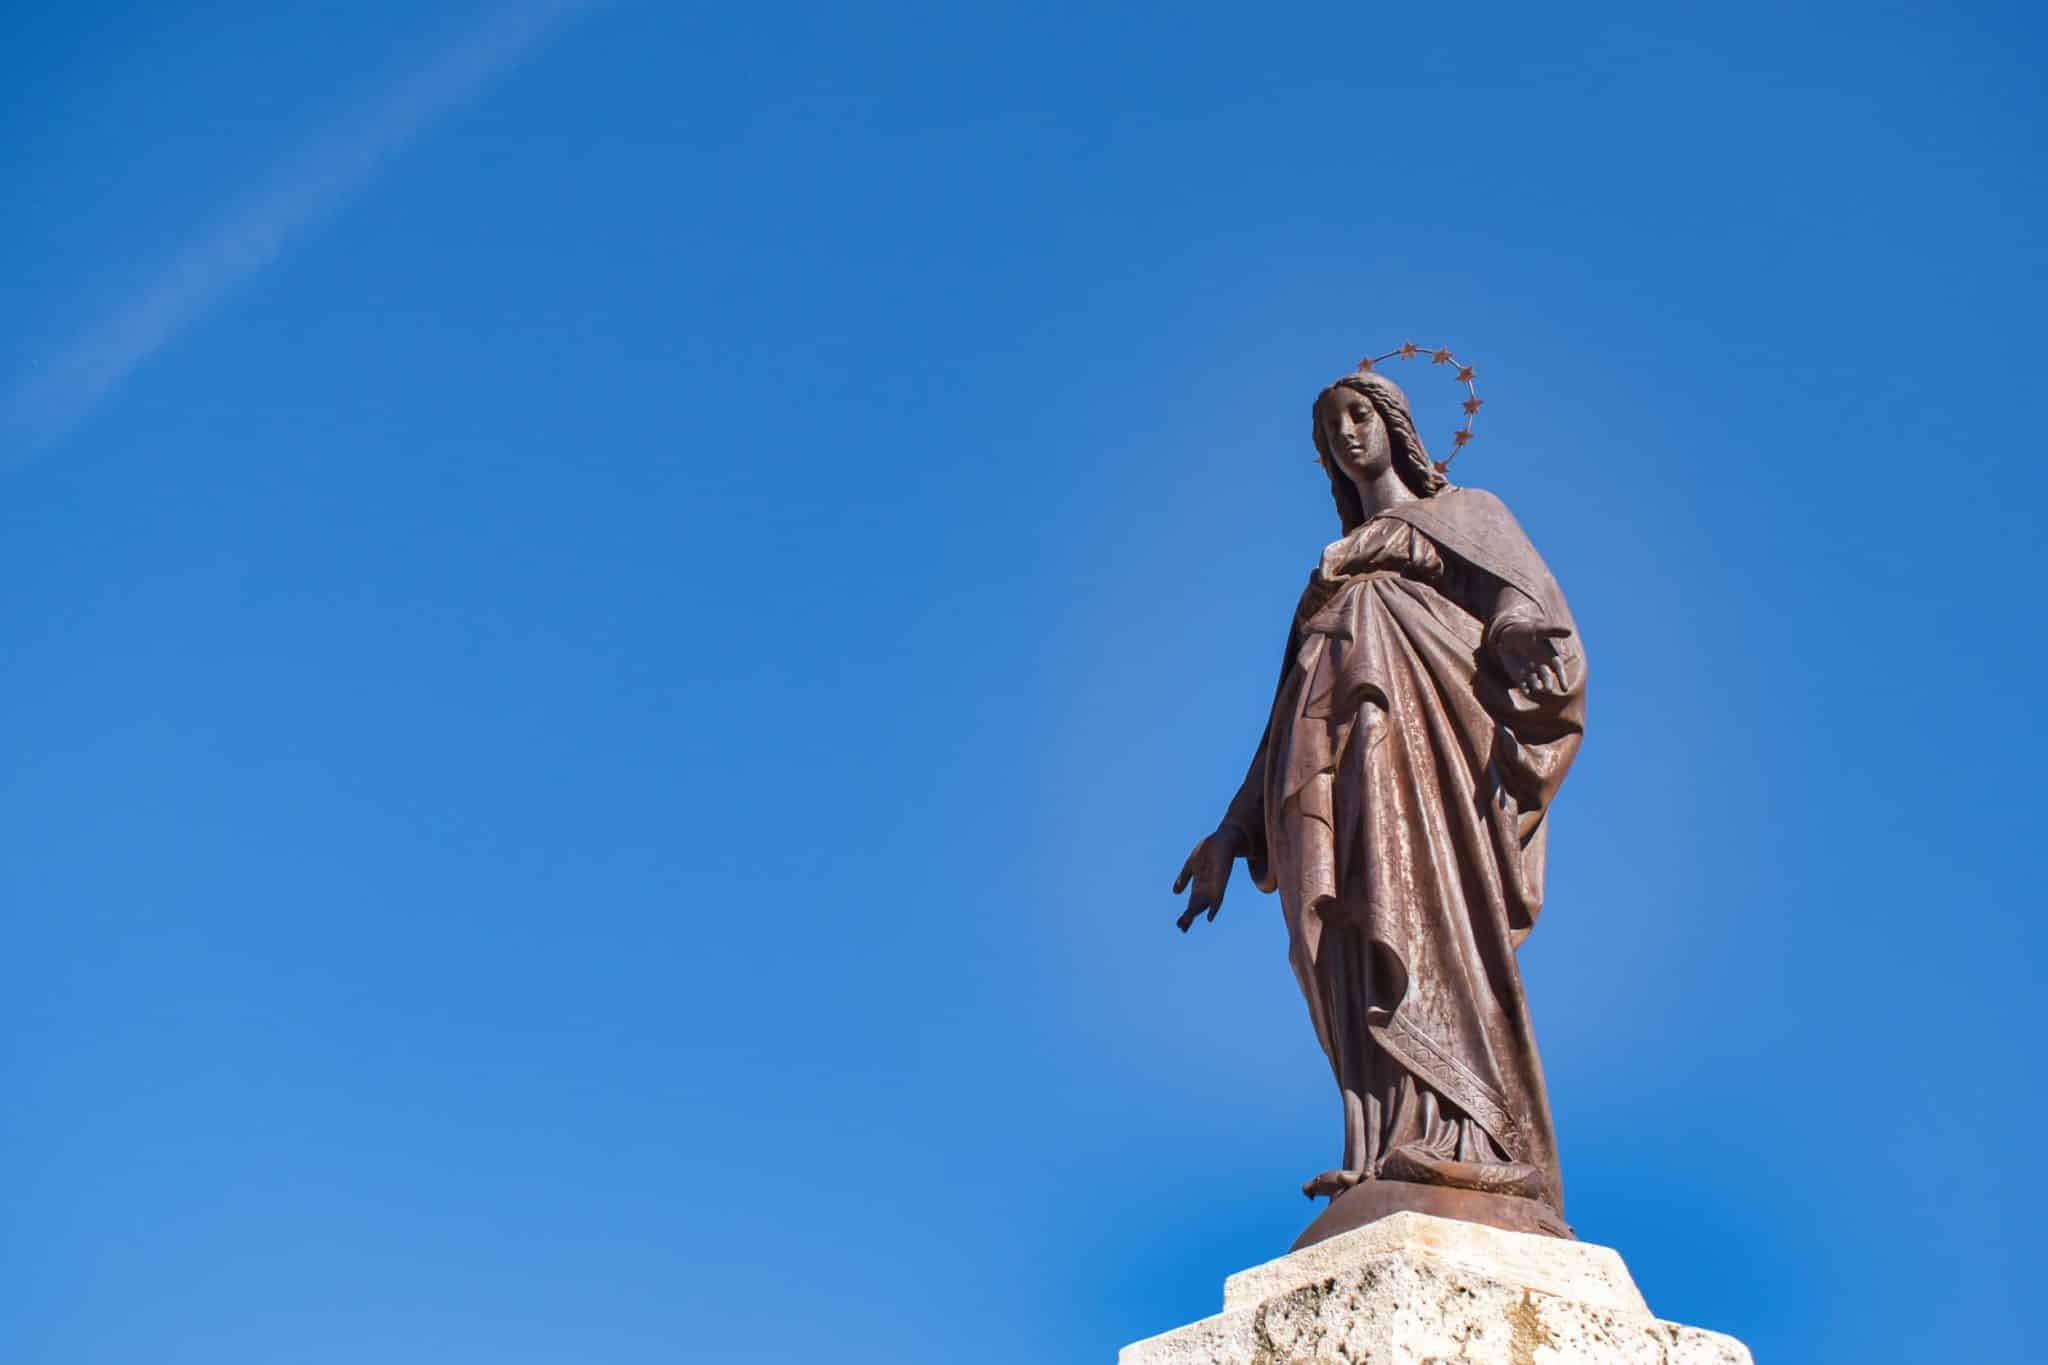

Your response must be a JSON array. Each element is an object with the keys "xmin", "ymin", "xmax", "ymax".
[
  {"xmin": 1294, "ymin": 1178, "xmax": 1572, "ymax": 1250},
  {"xmin": 1117, "ymin": 1211, "xmax": 1751, "ymax": 1364}
]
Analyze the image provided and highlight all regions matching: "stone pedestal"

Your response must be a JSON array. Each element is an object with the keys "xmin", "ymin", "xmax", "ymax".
[{"xmin": 1118, "ymin": 1212, "xmax": 1752, "ymax": 1364}]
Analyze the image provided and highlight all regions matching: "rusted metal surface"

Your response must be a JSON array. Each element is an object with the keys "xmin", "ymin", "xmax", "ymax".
[{"xmin": 1174, "ymin": 367, "xmax": 1588, "ymax": 1247}]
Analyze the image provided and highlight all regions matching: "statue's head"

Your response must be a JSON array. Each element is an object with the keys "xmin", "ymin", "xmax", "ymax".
[{"xmin": 1312, "ymin": 371, "xmax": 1446, "ymax": 530}]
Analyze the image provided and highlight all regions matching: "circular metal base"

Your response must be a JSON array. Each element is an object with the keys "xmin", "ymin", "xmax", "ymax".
[{"xmin": 1290, "ymin": 1178, "xmax": 1573, "ymax": 1252}]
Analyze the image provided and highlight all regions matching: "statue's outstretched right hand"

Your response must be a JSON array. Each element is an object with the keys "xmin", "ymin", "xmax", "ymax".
[{"xmin": 1174, "ymin": 826, "xmax": 1245, "ymax": 932}]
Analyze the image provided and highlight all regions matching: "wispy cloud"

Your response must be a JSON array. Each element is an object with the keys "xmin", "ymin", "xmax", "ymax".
[{"xmin": 3, "ymin": 0, "xmax": 587, "ymax": 464}]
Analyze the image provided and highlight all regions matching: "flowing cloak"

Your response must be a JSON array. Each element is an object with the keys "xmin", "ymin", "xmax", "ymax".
[{"xmin": 1218, "ymin": 486, "xmax": 1586, "ymax": 1208}]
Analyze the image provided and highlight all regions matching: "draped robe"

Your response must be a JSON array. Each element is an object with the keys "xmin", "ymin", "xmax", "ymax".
[{"xmin": 1218, "ymin": 487, "xmax": 1586, "ymax": 1214}]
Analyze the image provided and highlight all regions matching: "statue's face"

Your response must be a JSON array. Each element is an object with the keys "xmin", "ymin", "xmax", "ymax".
[{"xmin": 1316, "ymin": 386, "xmax": 1390, "ymax": 487}]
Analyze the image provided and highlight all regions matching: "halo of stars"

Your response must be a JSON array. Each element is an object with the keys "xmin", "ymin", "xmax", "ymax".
[{"xmin": 1356, "ymin": 341, "xmax": 1484, "ymax": 473}]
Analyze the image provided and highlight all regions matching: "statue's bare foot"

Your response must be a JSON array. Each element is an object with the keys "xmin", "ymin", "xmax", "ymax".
[{"xmin": 1301, "ymin": 1168, "xmax": 1365, "ymax": 1200}]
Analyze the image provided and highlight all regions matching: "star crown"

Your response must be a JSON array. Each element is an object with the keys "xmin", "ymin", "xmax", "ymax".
[{"xmin": 1355, "ymin": 342, "xmax": 1485, "ymax": 471}]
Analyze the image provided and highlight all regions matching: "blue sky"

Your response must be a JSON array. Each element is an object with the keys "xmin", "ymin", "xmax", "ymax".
[{"xmin": 4, "ymin": 2, "xmax": 2043, "ymax": 1361}]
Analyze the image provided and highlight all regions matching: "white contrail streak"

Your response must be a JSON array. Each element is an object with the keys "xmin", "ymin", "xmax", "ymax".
[{"xmin": 3, "ymin": 0, "xmax": 587, "ymax": 463}]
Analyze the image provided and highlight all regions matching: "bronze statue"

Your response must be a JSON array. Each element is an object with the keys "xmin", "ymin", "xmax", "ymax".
[{"xmin": 1174, "ymin": 364, "xmax": 1586, "ymax": 1247}]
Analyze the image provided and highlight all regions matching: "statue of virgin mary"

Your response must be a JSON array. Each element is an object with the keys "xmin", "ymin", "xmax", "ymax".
[{"xmin": 1174, "ymin": 367, "xmax": 1587, "ymax": 1244}]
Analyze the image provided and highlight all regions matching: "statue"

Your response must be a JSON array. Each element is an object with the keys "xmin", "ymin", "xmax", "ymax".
[{"xmin": 1173, "ymin": 359, "xmax": 1587, "ymax": 1247}]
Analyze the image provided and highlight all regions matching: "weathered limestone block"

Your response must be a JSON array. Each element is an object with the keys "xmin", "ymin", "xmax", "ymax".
[{"xmin": 1118, "ymin": 1212, "xmax": 1751, "ymax": 1365}]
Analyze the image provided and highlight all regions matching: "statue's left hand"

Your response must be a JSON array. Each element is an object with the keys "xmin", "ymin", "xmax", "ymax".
[{"xmin": 1495, "ymin": 620, "xmax": 1573, "ymax": 698}]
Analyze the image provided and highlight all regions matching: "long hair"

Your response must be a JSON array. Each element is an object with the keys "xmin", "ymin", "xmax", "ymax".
[{"xmin": 1312, "ymin": 371, "xmax": 1446, "ymax": 532}]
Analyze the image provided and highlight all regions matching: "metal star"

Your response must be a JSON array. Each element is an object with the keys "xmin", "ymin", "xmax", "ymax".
[
  {"xmin": 1431, "ymin": 349, "xmax": 1453, "ymax": 364},
  {"xmin": 1455, "ymin": 365, "xmax": 1476, "ymax": 382},
  {"xmin": 1398, "ymin": 341, "xmax": 1419, "ymax": 358},
  {"xmin": 1462, "ymin": 397, "xmax": 1483, "ymax": 415},
  {"xmin": 1452, "ymin": 429, "xmax": 1473, "ymax": 446},
  {"xmin": 1357, "ymin": 356, "xmax": 1375, "ymax": 371}
]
